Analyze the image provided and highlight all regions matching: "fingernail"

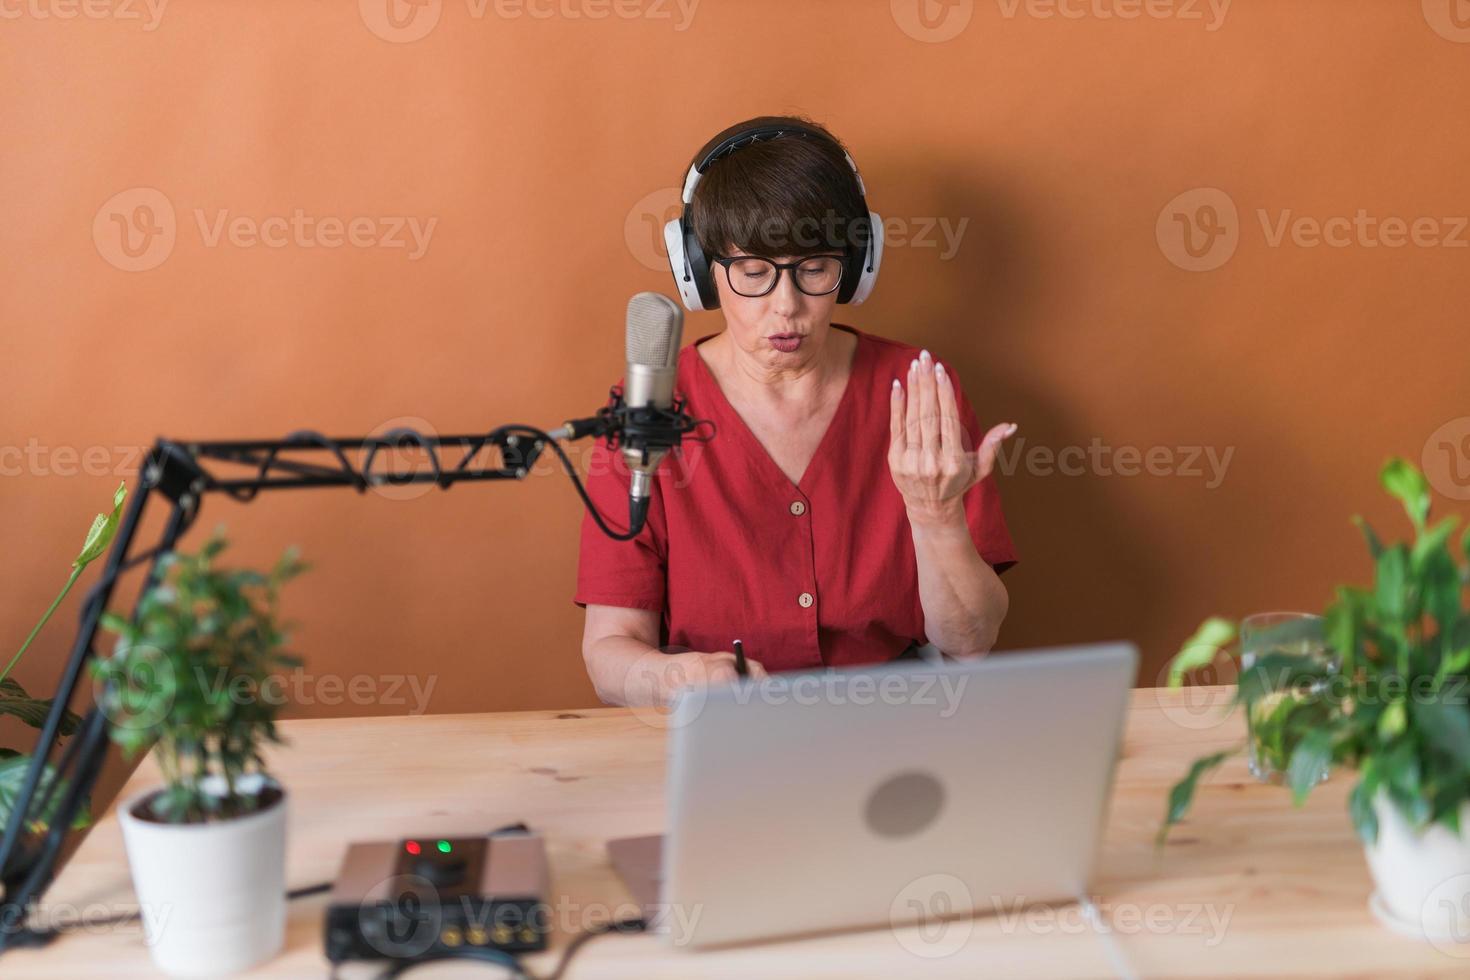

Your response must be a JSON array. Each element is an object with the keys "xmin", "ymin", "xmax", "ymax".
[
  {"xmin": 920, "ymin": 349, "xmax": 932, "ymax": 366},
  {"xmin": 909, "ymin": 358, "xmax": 918, "ymax": 374},
  {"xmin": 935, "ymin": 362, "xmax": 947, "ymax": 381},
  {"xmin": 1007, "ymin": 423, "xmax": 1019, "ymax": 436},
  {"xmin": 892, "ymin": 378, "xmax": 901, "ymax": 394}
]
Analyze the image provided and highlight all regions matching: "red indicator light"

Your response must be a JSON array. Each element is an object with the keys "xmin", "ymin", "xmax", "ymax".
[{"xmin": 405, "ymin": 841, "xmax": 421, "ymax": 855}]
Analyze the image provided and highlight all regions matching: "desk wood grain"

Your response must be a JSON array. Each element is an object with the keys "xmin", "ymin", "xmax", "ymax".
[{"xmin": 6, "ymin": 687, "xmax": 1463, "ymax": 978}]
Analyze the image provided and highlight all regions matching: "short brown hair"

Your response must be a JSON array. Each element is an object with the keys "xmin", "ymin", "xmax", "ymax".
[{"xmin": 689, "ymin": 115, "xmax": 870, "ymax": 261}]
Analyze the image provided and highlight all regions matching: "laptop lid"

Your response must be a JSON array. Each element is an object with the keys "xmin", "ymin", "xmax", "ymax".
[{"xmin": 658, "ymin": 643, "xmax": 1138, "ymax": 949}]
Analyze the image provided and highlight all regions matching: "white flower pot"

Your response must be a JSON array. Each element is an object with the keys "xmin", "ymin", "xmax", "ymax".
[
  {"xmin": 118, "ymin": 785, "xmax": 287, "ymax": 977},
  {"xmin": 1363, "ymin": 790, "xmax": 1470, "ymax": 945}
]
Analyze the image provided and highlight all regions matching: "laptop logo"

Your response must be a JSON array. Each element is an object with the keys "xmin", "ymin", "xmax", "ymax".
[{"xmin": 865, "ymin": 771, "xmax": 945, "ymax": 839}]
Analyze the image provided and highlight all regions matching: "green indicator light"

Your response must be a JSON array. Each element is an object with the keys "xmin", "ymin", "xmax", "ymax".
[{"xmin": 437, "ymin": 840, "xmax": 452, "ymax": 854}]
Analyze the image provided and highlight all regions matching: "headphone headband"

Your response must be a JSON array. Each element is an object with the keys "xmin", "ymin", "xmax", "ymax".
[
  {"xmin": 695, "ymin": 122, "xmax": 833, "ymax": 176},
  {"xmin": 665, "ymin": 121, "xmax": 884, "ymax": 312}
]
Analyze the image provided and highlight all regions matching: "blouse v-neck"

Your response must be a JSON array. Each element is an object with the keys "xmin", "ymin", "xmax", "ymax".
[
  {"xmin": 689, "ymin": 324, "xmax": 867, "ymax": 494},
  {"xmin": 576, "ymin": 322, "xmax": 1020, "ymax": 673}
]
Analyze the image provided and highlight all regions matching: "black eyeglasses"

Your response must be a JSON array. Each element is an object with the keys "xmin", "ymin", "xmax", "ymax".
[{"xmin": 710, "ymin": 254, "xmax": 846, "ymax": 298}]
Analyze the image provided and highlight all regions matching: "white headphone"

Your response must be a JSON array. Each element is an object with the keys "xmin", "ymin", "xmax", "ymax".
[{"xmin": 663, "ymin": 121, "xmax": 884, "ymax": 312}]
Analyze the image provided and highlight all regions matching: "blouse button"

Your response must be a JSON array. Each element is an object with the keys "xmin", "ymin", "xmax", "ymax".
[
  {"xmin": 798, "ymin": 592, "xmax": 814, "ymax": 609},
  {"xmin": 789, "ymin": 500, "xmax": 806, "ymax": 516}
]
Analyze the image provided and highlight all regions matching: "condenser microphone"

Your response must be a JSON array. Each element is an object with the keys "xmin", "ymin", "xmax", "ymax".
[{"xmin": 622, "ymin": 292, "xmax": 684, "ymax": 531}]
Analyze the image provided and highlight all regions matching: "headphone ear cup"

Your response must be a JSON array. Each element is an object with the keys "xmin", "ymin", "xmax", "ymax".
[
  {"xmin": 682, "ymin": 219, "xmax": 720, "ymax": 311},
  {"xmin": 840, "ymin": 211, "xmax": 884, "ymax": 305},
  {"xmin": 836, "ymin": 248, "xmax": 863, "ymax": 305},
  {"xmin": 664, "ymin": 216, "xmax": 716, "ymax": 312}
]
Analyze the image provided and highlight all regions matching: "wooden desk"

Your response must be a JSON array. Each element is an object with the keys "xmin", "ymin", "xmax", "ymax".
[{"xmin": 6, "ymin": 687, "xmax": 1464, "ymax": 978}]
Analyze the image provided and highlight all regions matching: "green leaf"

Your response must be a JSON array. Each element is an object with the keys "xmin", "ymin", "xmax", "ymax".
[
  {"xmin": 270, "ymin": 547, "xmax": 309, "ymax": 588},
  {"xmin": 98, "ymin": 611, "xmax": 132, "ymax": 633},
  {"xmin": 1378, "ymin": 700, "xmax": 1406, "ymax": 740},
  {"xmin": 1380, "ymin": 740, "xmax": 1424, "ymax": 802},
  {"xmin": 1244, "ymin": 615, "xmax": 1326, "ymax": 654},
  {"xmin": 1381, "ymin": 457, "xmax": 1431, "ymax": 531},
  {"xmin": 1375, "ymin": 545, "xmax": 1409, "ymax": 624},
  {"xmin": 1, "ymin": 483, "xmax": 135, "ymax": 688},
  {"xmin": 1166, "ymin": 617, "xmax": 1237, "ymax": 688},
  {"xmin": 1390, "ymin": 786, "xmax": 1433, "ymax": 829},
  {"xmin": 1422, "ymin": 548, "xmax": 1463, "ymax": 641},
  {"xmin": 1352, "ymin": 515, "xmax": 1384, "ymax": 560},
  {"xmin": 94, "ymin": 532, "xmax": 307, "ymax": 818},
  {"xmin": 1418, "ymin": 697, "xmax": 1470, "ymax": 774},
  {"xmin": 1413, "ymin": 515, "xmax": 1461, "ymax": 571},
  {"xmin": 199, "ymin": 529, "xmax": 229, "ymax": 561},
  {"xmin": 73, "ymin": 482, "xmax": 128, "ymax": 569},
  {"xmin": 1324, "ymin": 592, "xmax": 1364, "ymax": 677},
  {"xmin": 1349, "ymin": 770, "xmax": 1380, "ymax": 845},
  {"xmin": 1443, "ymin": 645, "xmax": 1470, "ymax": 678},
  {"xmin": 1287, "ymin": 729, "xmax": 1334, "ymax": 805},
  {"xmin": 1157, "ymin": 749, "xmax": 1236, "ymax": 845},
  {"xmin": 1236, "ymin": 653, "xmax": 1329, "ymax": 708},
  {"xmin": 0, "ymin": 679, "xmax": 80, "ymax": 735},
  {"xmin": 0, "ymin": 755, "xmax": 91, "ymax": 832}
]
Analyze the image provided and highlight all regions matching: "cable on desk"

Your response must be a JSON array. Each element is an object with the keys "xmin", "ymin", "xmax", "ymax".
[
  {"xmin": 349, "ymin": 917, "xmax": 648, "ymax": 980},
  {"xmin": 1075, "ymin": 893, "xmax": 1140, "ymax": 980},
  {"xmin": 32, "ymin": 824, "xmax": 530, "ymax": 942},
  {"xmin": 288, "ymin": 881, "xmax": 333, "ymax": 900},
  {"xmin": 375, "ymin": 945, "xmax": 529, "ymax": 979},
  {"xmin": 31, "ymin": 821, "xmax": 646, "ymax": 978},
  {"xmin": 21, "ymin": 878, "xmax": 334, "ymax": 943},
  {"xmin": 536, "ymin": 917, "xmax": 648, "ymax": 980}
]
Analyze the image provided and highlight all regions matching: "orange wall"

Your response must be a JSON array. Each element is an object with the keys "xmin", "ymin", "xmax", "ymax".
[{"xmin": 2, "ymin": 0, "xmax": 1467, "ymax": 721}]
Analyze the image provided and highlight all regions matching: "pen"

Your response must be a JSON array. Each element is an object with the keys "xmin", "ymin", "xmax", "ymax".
[{"xmin": 733, "ymin": 639, "xmax": 749, "ymax": 678}]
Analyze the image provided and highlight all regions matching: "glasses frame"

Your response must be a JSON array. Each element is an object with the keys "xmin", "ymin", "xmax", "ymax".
[{"xmin": 709, "ymin": 253, "xmax": 847, "ymax": 299}]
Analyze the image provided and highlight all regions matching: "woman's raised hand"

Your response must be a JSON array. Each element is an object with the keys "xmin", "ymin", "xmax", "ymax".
[{"xmin": 888, "ymin": 349, "xmax": 1016, "ymax": 525}]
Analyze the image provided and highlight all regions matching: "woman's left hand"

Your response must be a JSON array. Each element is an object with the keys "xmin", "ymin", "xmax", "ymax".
[{"xmin": 888, "ymin": 349, "xmax": 1017, "ymax": 526}]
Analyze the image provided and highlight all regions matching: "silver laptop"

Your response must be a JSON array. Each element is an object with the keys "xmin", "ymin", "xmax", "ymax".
[{"xmin": 607, "ymin": 642, "xmax": 1138, "ymax": 949}]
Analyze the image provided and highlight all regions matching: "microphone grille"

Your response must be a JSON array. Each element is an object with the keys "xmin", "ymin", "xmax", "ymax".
[{"xmin": 626, "ymin": 292, "xmax": 684, "ymax": 369}]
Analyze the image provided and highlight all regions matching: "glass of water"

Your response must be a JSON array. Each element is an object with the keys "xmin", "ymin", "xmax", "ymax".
[{"xmin": 1239, "ymin": 612, "xmax": 1332, "ymax": 785}]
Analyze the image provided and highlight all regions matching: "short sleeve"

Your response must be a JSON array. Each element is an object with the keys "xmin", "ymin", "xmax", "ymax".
[
  {"xmin": 572, "ymin": 435, "xmax": 668, "ymax": 611},
  {"xmin": 946, "ymin": 363, "xmax": 1019, "ymax": 575}
]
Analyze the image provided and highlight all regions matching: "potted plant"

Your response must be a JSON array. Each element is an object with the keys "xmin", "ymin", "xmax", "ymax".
[
  {"xmin": 0, "ymin": 482, "xmax": 126, "ymax": 832},
  {"xmin": 1160, "ymin": 457, "xmax": 1470, "ymax": 943},
  {"xmin": 95, "ymin": 529, "xmax": 306, "ymax": 977}
]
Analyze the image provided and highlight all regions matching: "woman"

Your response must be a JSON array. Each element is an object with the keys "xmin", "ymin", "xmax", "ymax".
[{"xmin": 574, "ymin": 116, "xmax": 1018, "ymax": 707}]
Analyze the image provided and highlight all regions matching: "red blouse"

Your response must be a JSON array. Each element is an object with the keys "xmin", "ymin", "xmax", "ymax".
[{"xmin": 573, "ymin": 323, "xmax": 1018, "ymax": 673}]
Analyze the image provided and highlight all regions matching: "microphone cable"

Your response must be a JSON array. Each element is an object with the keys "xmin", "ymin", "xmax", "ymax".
[
  {"xmin": 489, "ymin": 410, "xmax": 714, "ymax": 542},
  {"xmin": 491, "ymin": 424, "xmax": 646, "ymax": 542}
]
